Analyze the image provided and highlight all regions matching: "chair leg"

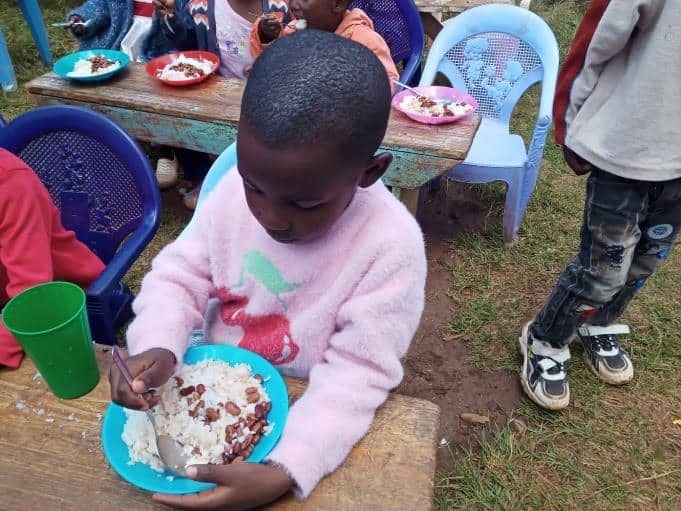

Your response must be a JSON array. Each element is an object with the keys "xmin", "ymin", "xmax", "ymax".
[
  {"xmin": 428, "ymin": 176, "xmax": 442, "ymax": 191},
  {"xmin": 0, "ymin": 29, "xmax": 18, "ymax": 92},
  {"xmin": 503, "ymin": 178, "xmax": 523, "ymax": 247},
  {"xmin": 88, "ymin": 311, "xmax": 118, "ymax": 345},
  {"xmin": 408, "ymin": 66, "xmax": 422, "ymax": 88},
  {"xmin": 18, "ymin": 0, "xmax": 52, "ymax": 65}
]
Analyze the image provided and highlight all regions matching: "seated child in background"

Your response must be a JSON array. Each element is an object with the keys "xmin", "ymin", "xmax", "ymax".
[
  {"xmin": 110, "ymin": 31, "xmax": 426, "ymax": 508},
  {"xmin": 151, "ymin": 0, "xmax": 292, "ymax": 207},
  {"xmin": 250, "ymin": 0, "xmax": 399, "ymax": 91},
  {"xmin": 0, "ymin": 149, "xmax": 105, "ymax": 368},
  {"xmin": 66, "ymin": 0, "xmax": 174, "ymax": 62}
]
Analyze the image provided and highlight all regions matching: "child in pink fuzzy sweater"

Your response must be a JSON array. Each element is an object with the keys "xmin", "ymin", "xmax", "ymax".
[{"xmin": 110, "ymin": 30, "xmax": 426, "ymax": 509}]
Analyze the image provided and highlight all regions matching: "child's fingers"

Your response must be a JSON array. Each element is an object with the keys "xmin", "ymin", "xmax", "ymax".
[
  {"xmin": 152, "ymin": 486, "xmax": 234, "ymax": 509},
  {"xmin": 109, "ymin": 348, "xmax": 174, "ymax": 409},
  {"xmin": 152, "ymin": 0, "xmax": 169, "ymax": 13},
  {"xmin": 127, "ymin": 350, "xmax": 175, "ymax": 393},
  {"xmin": 109, "ymin": 365, "xmax": 149, "ymax": 410}
]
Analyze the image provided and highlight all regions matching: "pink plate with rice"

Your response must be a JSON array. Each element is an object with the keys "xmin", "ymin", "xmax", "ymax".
[{"xmin": 391, "ymin": 86, "xmax": 478, "ymax": 125}]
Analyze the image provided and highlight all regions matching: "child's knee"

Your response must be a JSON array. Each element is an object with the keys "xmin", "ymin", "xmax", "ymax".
[{"xmin": 584, "ymin": 270, "xmax": 628, "ymax": 305}]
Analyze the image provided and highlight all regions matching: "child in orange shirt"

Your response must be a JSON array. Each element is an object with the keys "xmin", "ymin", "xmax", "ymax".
[{"xmin": 249, "ymin": 0, "xmax": 398, "ymax": 92}]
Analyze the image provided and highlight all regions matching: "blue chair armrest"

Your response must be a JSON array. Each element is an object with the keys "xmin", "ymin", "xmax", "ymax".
[{"xmin": 87, "ymin": 216, "xmax": 158, "ymax": 299}]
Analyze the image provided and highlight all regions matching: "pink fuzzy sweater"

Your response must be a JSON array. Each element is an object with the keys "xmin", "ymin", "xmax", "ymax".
[{"xmin": 127, "ymin": 169, "xmax": 427, "ymax": 497}]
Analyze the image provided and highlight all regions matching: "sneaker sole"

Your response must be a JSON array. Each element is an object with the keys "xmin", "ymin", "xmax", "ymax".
[
  {"xmin": 582, "ymin": 352, "xmax": 634, "ymax": 385},
  {"xmin": 518, "ymin": 322, "xmax": 569, "ymax": 411}
]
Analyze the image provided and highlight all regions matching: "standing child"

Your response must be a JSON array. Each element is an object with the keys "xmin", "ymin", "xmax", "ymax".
[
  {"xmin": 0, "ymin": 149, "xmax": 105, "ymax": 368},
  {"xmin": 249, "ymin": 0, "xmax": 399, "ymax": 91},
  {"xmin": 519, "ymin": 0, "xmax": 681, "ymax": 410},
  {"xmin": 152, "ymin": 0, "xmax": 292, "ymax": 207},
  {"xmin": 109, "ymin": 31, "xmax": 426, "ymax": 507}
]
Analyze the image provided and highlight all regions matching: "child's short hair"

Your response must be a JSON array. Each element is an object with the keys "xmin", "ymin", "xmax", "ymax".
[{"xmin": 241, "ymin": 30, "xmax": 391, "ymax": 161}]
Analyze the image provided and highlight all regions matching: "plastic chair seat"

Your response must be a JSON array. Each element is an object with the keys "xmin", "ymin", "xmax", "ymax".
[{"xmin": 464, "ymin": 118, "xmax": 526, "ymax": 169}]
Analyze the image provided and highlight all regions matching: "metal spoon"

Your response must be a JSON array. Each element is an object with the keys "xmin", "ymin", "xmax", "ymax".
[
  {"xmin": 391, "ymin": 78, "xmax": 452, "ymax": 105},
  {"xmin": 112, "ymin": 346, "xmax": 189, "ymax": 476}
]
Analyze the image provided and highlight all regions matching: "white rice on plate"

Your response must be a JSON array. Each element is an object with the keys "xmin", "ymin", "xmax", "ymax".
[
  {"xmin": 67, "ymin": 55, "xmax": 121, "ymax": 77},
  {"xmin": 157, "ymin": 54, "xmax": 215, "ymax": 81},
  {"xmin": 400, "ymin": 94, "xmax": 473, "ymax": 118},
  {"xmin": 122, "ymin": 360, "xmax": 272, "ymax": 472}
]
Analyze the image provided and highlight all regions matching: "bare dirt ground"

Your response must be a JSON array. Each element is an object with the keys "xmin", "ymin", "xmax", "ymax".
[{"xmin": 396, "ymin": 183, "xmax": 522, "ymax": 469}]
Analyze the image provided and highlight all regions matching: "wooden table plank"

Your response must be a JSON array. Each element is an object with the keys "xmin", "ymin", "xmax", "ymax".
[
  {"xmin": 0, "ymin": 345, "xmax": 439, "ymax": 511},
  {"xmin": 414, "ymin": 0, "xmax": 518, "ymax": 14},
  {"xmin": 26, "ymin": 66, "xmax": 479, "ymax": 163}
]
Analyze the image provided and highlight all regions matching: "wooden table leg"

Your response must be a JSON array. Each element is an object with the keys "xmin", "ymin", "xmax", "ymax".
[
  {"xmin": 420, "ymin": 12, "xmax": 444, "ymax": 41},
  {"xmin": 393, "ymin": 187, "xmax": 421, "ymax": 216}
]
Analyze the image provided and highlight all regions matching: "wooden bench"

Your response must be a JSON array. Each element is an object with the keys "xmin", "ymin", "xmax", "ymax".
[
  {"xmin": 417, "ymin": 0, "xmax": 532, "ymax": 40},
  {"xmin": 0, "ymin": 345, "xmax": 440, "ymax": 510},
  {"xmin": 26, "ymin": 66, "xmax": 480, "ymax": 215}
]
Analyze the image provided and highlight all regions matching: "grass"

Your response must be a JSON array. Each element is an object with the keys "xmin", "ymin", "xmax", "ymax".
[{"xmin": 2, "ymin": 0, "xmax": 680, "ymax": 509}]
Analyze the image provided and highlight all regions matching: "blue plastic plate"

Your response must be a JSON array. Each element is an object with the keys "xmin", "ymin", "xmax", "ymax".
[
  {"xmin": 53, "ymin": 49, "xmax": 129, "ymax": 82},
  {"xmin": 102, "ymin": 344, "xmax": 289, "ymax": 494}
]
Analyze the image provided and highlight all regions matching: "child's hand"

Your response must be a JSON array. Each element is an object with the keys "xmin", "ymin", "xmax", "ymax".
[
  {"xmin": 563, "ymin": 145, "xmax": 593, "ymax": 175},
  {"xmin": 109, "ymin": 347, "xmax": 176, "ymax": 410},
  {"xmin": 259, "ymin": 15, "xmax": 282, "ymax": 44},
  {"xmin": 68, "ymin": 15, "xmax": 85, "ymax": 36},
  {"xmin": 153, "ymin": 0, "xmax": 175, "ymax": 18},
  {"xmin": 152, "ymin": 462, "xmax": 293, "ymax": 510}
]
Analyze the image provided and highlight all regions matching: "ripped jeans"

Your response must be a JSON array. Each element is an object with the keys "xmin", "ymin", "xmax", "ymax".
[{"xmin": 530, "ymin": 167, "xmax": 681, "ymax": 349}]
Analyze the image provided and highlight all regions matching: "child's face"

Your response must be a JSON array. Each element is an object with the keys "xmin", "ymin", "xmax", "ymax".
[
  {"xmin": 290, "ymin": 0, "xmax": 349, "ymax": 32},
  {"xmin": 237, "ymin": 125, "xmax": 390, "ymax": 244}
]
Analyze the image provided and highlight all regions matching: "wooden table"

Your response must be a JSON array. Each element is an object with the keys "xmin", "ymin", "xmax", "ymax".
[
  {"xmin": 26, "ymin": 65, "xmax": 479, "ymax": 215},
  {"xmin": 416, "ymin": 0, "xmax": 531, "ymax": 40},
  {"xmin": 0, "ymin": 344, "xmax": 440, "ymax": 510}
]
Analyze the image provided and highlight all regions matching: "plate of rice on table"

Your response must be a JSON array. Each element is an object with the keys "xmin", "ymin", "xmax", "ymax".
[
  {"xmin": 102, "ymin": 344, "xmax": 289, "ymax": 494},
  {"xmin": 54, "ymin": 49, "xmax": 130, "ymax": 82},
  {"xmin": 146, "ymin": 51, "xmax": 220, "ymax": 86},
  {"xmin": 391, "ymin": 86, "xmax": 478, "ymax": 125}
]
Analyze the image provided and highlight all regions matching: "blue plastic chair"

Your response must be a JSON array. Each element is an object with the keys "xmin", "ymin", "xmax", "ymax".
[
  {"xmin": 18, "ymin": 0, "xmax": 52, "ymax": 64},
  {"xmin": 349, "ymin": 0, "xmax": 424, "ymax": 86},
  {"xmin": 420, "ymin": 4, "xmax": 559, "ymax": 245},
  {"xmin": 0, "ymin": 106, "xmax": 161, "ymax": 344}
]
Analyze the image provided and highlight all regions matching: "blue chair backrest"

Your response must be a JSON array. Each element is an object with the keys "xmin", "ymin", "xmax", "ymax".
[
  {"xmin": 420, "ymin": 4, "xmax": 559, "ymax": 126},
  {"xmin": 0, "ymin": 105, "xmax": 160, "ymax": 264},
  {"xmin": 349, "ymin": 0, "xmax": 424, "ymax": 84},
  {"xmin": 180, "ymin": 142, "xmax": 236, "ymax": 235},
  {"xmin": 197, "ymin": 142, "xmax": 237, "ymax": 210}
]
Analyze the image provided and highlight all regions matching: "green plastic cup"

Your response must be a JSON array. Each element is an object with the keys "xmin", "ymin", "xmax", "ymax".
[{"xmin": 2, "ymin": 281, "xmax": 100, "ymax": 399}]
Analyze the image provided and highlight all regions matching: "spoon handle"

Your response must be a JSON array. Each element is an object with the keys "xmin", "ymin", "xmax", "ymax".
[
  {"xmin": 391, "ymin": 78, "xmax": 421, "ymax": 95},
  {"xmin": 112, "ymin": 346, "xmax": 136, "ymax": 388}
]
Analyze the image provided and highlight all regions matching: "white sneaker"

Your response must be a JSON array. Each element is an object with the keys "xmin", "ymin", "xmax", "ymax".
[
  {"xmin": 156, "ymin": 157, "xmax": 179, "ymax": 189},
  {"xmin": 578, "ymin": 324, "xmax": 634, "ymax": 385},
  {"xmin": 519, "ymin": 322, "xmax": 571, "ymax": 410}
]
